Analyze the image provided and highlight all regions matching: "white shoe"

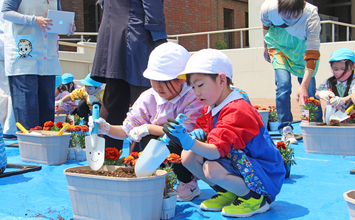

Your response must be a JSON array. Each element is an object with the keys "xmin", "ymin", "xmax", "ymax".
[{"xmin": 281, "ymin": 126, "xmax": 298, "ymax": 144}]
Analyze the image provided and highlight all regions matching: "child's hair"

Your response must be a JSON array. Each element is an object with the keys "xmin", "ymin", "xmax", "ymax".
[
  {"xmin": 156, "ymin": 79, "xmax": 182, "ymax": 96},
  {"xmin": 63, "ymin": 82, "xmax": 76, "ymax": 93},
  {"xmin": 185, "ymin": 73, "xmax": 233, "ymax": 87},
  {"xmin": 328, "ymin": 60, "xmax": 354, "ymax": 97},
  {"xmin": 278, "ymin": 0, "xmax": 305, "ymax": 18}
]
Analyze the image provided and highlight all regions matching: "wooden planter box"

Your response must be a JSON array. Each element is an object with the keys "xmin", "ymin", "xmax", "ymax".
[
  {"xmin": 64, "ymin": 166, "xmax": 167, "ymax": 220},
  {"xmin": 17, "ymin": 131, "xmax": 71, "ymax": 165},
  {"xmin": 300, "ymin": 123, "xmax": 355, "ymax": 156}
]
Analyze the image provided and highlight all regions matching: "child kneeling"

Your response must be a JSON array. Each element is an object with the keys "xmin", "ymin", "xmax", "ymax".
[{"xmin": 163, "ymin": 49, "xmax": 286, "ymax": 218}]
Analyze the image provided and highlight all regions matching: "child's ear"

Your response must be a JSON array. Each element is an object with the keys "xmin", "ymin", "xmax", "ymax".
[
  {"xmin": 178, "ymin": 79, "xmax": 186, "ymax": 84},
  {"xmin": 218, "ymin": 73, "xmax": 227, "ymax": 87}
]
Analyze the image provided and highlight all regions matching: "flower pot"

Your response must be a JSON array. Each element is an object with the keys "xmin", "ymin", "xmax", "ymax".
[
  {"xmin": 16, "ymin": 130, "xmax": 71, "ymax": 165},
  {"xmin": 258, "ymin": 110, "xmax": 269, "ymax": 126},
  {"xmin": 54, "ymin": 114, "xmax": 66, "ymax": 123},
  {"xmin": 161, "ymin": 194, "xmax": 177, "ymax": 220},
  {"xmin": 284, "ymin": 162, "xmax": 291, "ymax": 178},
  {"xmin": 74, "ymin": 148, "xmax": 86, "ymax": 161},
  {"xmin": 344, "ymin": 190, "xmax": 355, "ymax": 220},
  {"xmin": 67, "ymin": 148, "xmax": 75, "ymax": 160},
  {"xmin": 300, "ymin": 123, "xmax": 355, "ymax": 155},
  {"xmin": 63, "ymin": 166, "xmax": 167, "ymax": 220},
  {"xmin": 269, "ymin": 121, "xmax": 280, "ymax": 131}
]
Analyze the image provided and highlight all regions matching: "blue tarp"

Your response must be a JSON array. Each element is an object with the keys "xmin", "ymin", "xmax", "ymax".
[{"xmin": 1, "ymin": 123, "xmax": 354, "ymax": 219}]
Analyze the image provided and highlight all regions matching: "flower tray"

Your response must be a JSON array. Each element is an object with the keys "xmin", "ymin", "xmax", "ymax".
[
  {"xmin": 64, "ymin": 166, "xmax": 167, "ymax": 220},
  {"xmin": 344, "ymin": 190, "xmax": 355, "ymax": 220},
  {"xmin": 16, "ymin": 131, "xmax": 71, "ymax": 165},
  {"xmin": 300, "ymin": 123, "xmax": 355, "ymax": 156}
]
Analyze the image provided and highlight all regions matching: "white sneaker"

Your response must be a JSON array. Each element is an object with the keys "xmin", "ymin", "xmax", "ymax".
[{"xmin": 281, "ymin": 126, "xmax": 298, "ymax": 144}]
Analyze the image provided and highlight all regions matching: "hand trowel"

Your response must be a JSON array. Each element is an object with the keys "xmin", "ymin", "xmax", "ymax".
[
  {"xmin": 135, "ymin": 114, "xmax": 185, "ymax": 178},
  {"xmin": 325, "ymin": 104, "xmax": 336, "ymax": 125},
  {"xmin": 329, "ymin": 100, "xmax": 354, "ymax": 123},
  {"xmin": 85, "ymin": 104, "xmax": 105, "ymax": 170}
]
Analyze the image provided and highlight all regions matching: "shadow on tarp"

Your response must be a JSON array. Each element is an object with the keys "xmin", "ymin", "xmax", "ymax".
[
  {"xmin": 268, "ymin": 200, "xmax": 309, "ymax": 219},
  {"xmin": 0, "ymin": 164, "xmax": 41, "ymax": 179},
  {"xmin": 283, "ymin": 174, "xmax": 307, "ymax": 184}
]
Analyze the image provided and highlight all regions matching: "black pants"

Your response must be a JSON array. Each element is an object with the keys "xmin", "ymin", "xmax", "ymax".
[
  {"xmin": 140, "ymin": 135, "xmax": 194, "ymax": 183},
  {"xmin": 72, "ymin": 100, "xmax": 101, "ymax": 123},
  {"xmin": 100, "ymin": 79, "xmax": 149, "ymax": 150}
]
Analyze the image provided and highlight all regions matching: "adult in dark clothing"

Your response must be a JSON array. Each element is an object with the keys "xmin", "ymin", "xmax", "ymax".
[{"xmin": 90, "ymin": 0, "xmax": 167, "ymax": 150}]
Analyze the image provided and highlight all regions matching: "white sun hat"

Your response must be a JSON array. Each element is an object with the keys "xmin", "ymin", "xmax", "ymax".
[
  {"xmin": 178, "ymin": 48, "xmax": 233, "ymax": 80},
  {"xmin": 143, "ymin": 42, "xmax": 190, "ymax": 81}
]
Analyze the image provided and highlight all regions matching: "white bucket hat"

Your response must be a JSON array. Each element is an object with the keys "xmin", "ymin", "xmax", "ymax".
[
  {"xmin": 178, "ymin": 48, "xmax": 233, "ymax": 80},
  {"xmin": 143, "ymin": 42, "xmax": 190, "ymax": 81}
]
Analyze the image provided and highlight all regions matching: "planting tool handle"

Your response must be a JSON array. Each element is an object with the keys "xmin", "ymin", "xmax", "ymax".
[
  {"xmin": 92, "ymin": 104, "xmax": 100, "ymax": 134},
  {"xmin": 16, "ymin": 122, "xmax": 28, "ymax": 133},
  {"xmin": 160, "ymin": 113, "xmax": 186, "ymax": 144},
  {"xmin": 345, "ymin": 104, "xmax": 354, "ymax": 115},
  {"xmin": 57, "ymin": 123, "xmax": 69, "ymax": 135}
]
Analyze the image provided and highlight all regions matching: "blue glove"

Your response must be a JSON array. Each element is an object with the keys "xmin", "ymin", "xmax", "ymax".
[
  {"xmin": 163, "ymin": 118, "xmax": 195, "ymax": 150},
  {"xmin": 190, "ymin": 128, "xmax": 207, "ymax": 142}
]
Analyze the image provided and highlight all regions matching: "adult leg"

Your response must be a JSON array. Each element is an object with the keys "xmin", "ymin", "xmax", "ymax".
[
  {"xmin": 9, "ymin": 75, "xmax": 40, "ymax": 130},
  {"xmin": 101, "ymin": 79, "xmax": 130, "ymax": 150},
  {"xmin": 38, "ymin": 75, "xmax": 55, "ymax": 127},
  {"xmin": 128, "ymin": 83, "xmax": 150, "ymax": 152},
  {"xmin": 297, "ymin": 77, "xmax": 323, "ymax": 122},
  {"xmin": 274, "ymin": 69, "xmax": 293, "ymax": 131}
]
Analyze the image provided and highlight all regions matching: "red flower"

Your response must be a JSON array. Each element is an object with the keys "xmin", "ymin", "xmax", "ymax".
[
  {"xmin": 56, "ymin": 122, "xmax": 63, "ymax": 129},
  {"xmin": 129, "ymin": 152, "xmax": 139, "ymax": 159},
  {"xmin": 72, "ymin": 125, "xmax": 81, "ymax": 132},
  {"xmin": 81, "ymin": 125, "xmax": 89, "ymax": 133},
  {"xmin": 34, "ymin": 126, "xmax": 42, "ymax": 130},
  {"xmin": 104, "ymin": 147, "xmax": 120, "ymax": 160},
  {"xmin": 44, "ymin": 121, "xmax": 54, "ymax": 127},
  {"xmin": 166, "ymin": 153, "xmax": 181, "ymax": 164},
  {"xmin": 43, "ymin": 127, "xmax": 50, "ymax": 131},
  {"xmin": 261, "ymin": 108, "xmax": 267, "ymax": 110},
  {"xmin": 276, "ymin": 142, "xmax": 285, "ymax": 149}
]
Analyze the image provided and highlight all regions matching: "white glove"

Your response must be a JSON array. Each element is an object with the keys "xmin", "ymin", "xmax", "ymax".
[
  {"xmin": 55, "ymin": 99, "xmax": 63, "ymax": 109},
  {"xmin": 330, "ymin": 96, "xmax": 345, "ymax": 107},
  {"xmin": 88, "ymin": 116, "xmax": 111, "ymax": 135},
  {"xmin": 88, "ymin": 95, "xmax": 99, "ymax": 105},
  {"xmin": 128, "ymin": 124, "xmax": 150, "ymax": 142},
  {"xmin": 318, "ymin": 91, "xmax": 335, "ymax": 102}
]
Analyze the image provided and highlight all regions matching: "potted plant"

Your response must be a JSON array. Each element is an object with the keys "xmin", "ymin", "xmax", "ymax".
[
  {"xmin": 268, "ymin": 105, "xmax": 279, "ymax": 131},
  {"xmin": 17, "ymin": 121, "xmax": 71, "ymax": 165},
  {"xmin": 160, "ymin": 153, "xmax": 181, "ymax": 220},
  {"xmin": 253, "ymin": 105, "xmax": 269, "ymax": 126},
  {"xmin": 101, "ymin": 147, "xmax": 124, "ymax": 171},
  {"xmin": 276, "ymin": 141, "xmax": 296, "ymax": 178},
  {"xmin": 63, "ymin": 150, "xmax": 170, "ymax": 220},
  {"xmin": 301, "ymin": 97, "xmax": 320, "ymax": 125}
]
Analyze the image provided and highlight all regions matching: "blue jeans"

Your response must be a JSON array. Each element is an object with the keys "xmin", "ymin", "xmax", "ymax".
[
  {"xmin": 275, "ymin": 69, "xmax": 322, "ymax": 131},
  {"xmin": 8, "ymin": 75, "xmax": 55, "ymax": 130}
]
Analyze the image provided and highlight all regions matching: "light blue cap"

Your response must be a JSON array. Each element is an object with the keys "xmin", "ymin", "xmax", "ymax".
[
  {"xmin": 55, "ymin": 75, "xmax": 62, "ymax": 88},
  {"xmin": 80, "ymin": 73, "xmax": 103, "ymax": 87},
  {"xmin": 62, "ymin": 73, "xmax": 74, "ymax": 84},
  {"xmin": 329, "ymin": 48, "xmax": 355, "ymax": 63}
]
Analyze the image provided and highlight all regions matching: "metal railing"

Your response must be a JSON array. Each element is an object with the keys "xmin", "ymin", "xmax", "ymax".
[{"xmin": 59, "ymin": 20, "xmax": 355, "ymax": 50}]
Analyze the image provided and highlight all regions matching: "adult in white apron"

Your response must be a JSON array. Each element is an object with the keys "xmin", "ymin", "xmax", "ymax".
[
  {"xmin": 0, "ymin": 0, "xmax": 16, "ymax": 138},
  {"xmin": 2, "ymin": 0, "xmax": 62, "ymax": 130}
]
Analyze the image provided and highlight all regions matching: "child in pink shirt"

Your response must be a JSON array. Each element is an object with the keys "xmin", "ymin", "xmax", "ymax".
[{"xmin": 89, "ymin": 42, "xmax": 204, "ymax": 202}]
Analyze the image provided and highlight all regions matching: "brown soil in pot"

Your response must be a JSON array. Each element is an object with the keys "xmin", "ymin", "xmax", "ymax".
[{"xmin": 65, "ymin": 166, "xmax": 157, "ymax": 178}]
